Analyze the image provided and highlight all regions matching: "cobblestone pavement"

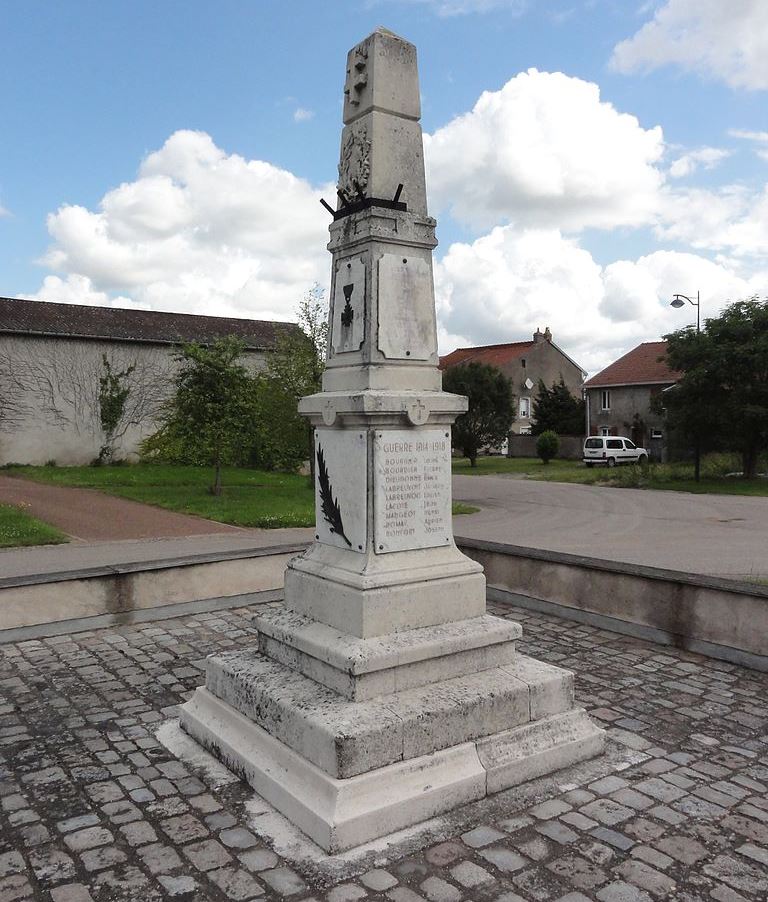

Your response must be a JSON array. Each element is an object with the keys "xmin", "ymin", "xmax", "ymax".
[{"xmin": 1, "ymin": 600, "xmax": 767, "ymax": 901}]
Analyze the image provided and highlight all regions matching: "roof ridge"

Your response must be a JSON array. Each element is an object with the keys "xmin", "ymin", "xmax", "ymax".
[{"xmin": 0, "ymin": 296, "xmax": 287, "ymax": 328}]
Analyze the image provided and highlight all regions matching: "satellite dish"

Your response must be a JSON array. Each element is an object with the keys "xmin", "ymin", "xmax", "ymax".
[{"xmin": 524, "ymin": 378, "xmax": 534, "ymax": 390}]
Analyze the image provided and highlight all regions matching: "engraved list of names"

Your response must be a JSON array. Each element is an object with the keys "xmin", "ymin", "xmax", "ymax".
[{"xmin": 374, "ymin": 428, "xmax": 452, "ymax": 553}]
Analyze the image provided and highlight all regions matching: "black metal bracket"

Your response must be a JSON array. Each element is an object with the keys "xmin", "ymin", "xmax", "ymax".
[{"xmin": 319, "ymin": 184, "xmax": 407, "ymax": 220}]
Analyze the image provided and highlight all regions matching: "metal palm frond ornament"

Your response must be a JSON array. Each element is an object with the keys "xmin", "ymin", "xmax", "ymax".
[{"xmin": 316, "ymin": 443, "xmax": 352, "ymax": 547}]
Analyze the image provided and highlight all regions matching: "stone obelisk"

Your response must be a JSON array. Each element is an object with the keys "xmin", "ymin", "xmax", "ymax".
[{"xmin": 180, "ymin": 27, "xmax": 603, "ymax": 853}]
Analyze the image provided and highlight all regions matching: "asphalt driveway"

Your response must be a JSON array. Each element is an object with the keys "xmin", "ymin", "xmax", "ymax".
[{"xmin": 452, "ymin": 474, "xmax": 768, "ymax": 581}]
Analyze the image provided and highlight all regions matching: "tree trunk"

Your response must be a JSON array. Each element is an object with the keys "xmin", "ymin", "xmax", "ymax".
[
  {"xmin": 469, "ymin": 454, "xmax": 477, "ymax": 468},
  {"xmin": 743, "ymin": 446, "xmax": 758, "ymax": 479},
  {"xmin": 212, "ymin": 460, "xmax": 223, "ymax": 496}
]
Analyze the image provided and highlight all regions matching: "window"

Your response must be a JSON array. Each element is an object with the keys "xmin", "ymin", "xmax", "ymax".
[
  {"xmin": 651, "ymin": 429, "xmax": 663, "ymax": 440},
  {"xmin": 600, "ymin": 427, "xmax": 611, "ymax": 436},
  {"xmin": 601, "ymin": 390, "xmax": 611, "ymax": 411},
  {"xmin": 519, "ymin": 397, "xmax": 530, "ymax": 418},
  {"xmin": 521, "ymin": 358, "xmax": 526, "ymax": 368},
  {"xmin": 606, "ymin": 439, "xmax": 623, "ymax": 450},
  {"xmin": 623, "ymin": 440, "xmax": 636, "ymax": 450},
  {"xmin": 585, "ymin": 438, "xmax": 603, "ymax": 449}
]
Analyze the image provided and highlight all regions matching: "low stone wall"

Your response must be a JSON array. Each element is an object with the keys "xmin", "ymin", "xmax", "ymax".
[
  {"xmin": 0, "ymin": 545, "xmax": 305, "ymax": 634},
  {"xmin": 507, "ymin": 434, "xmax": 584, "ymax": 459},
  {"xmin": 457, "ymin": 537, "xmax": 768, "ymax": 672}
]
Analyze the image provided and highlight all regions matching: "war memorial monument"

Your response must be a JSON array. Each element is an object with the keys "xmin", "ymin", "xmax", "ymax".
[{"xmin": 180, "ymin": 27, "xmax": 604, "ymax": 853}]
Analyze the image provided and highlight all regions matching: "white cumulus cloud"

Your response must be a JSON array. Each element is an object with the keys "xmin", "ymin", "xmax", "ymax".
[
  {"xmin": 611, "ymin": 0, "xmax": 768, "ymax": 91},
  {"xmin": 293, "ymin": 107, "xmax": 315, "ymax": 122},
  {"xmin": 39, "ymin": 130, "xmax": 333, "ymax": 321},
  {"xmin": 425, "ymin": 69, "xmax": 665, "ymax": 231},
  {"xmin": 668, "ymin": 147, "xmax": 730, "ymax": 178},
  {"xmin": 658, "ymin": 184, "xmax": 768, "ymax": 259},
  {"xmin": 435, "ymin": 227, "xmax": 762, "ymax": 374},
  {"xmin": 729, "ymin": 128, "xmax": 768, "ymax": 161},
  {"xmin": 23, "ymin": 274, "xmax": 136, "ymax": 308}
]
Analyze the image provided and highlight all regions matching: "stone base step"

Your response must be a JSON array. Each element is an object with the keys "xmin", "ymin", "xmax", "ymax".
[
  {"xmin": 202, "ymin": 649, "xmax": 575, "ymax": 779},
  {"xmin": 180, "ymin": 688, "xmax": 604, "ymax": 853},
  {"xmin": 255, "ymin": 608, "xmax": 521, "ymax": 700}
]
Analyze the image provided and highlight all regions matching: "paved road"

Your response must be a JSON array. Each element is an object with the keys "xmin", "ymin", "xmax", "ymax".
[
  {"xmin": 2, "ymin": 473, "xmax": 767, "ymax": 581},
  {"xmin": 453, "ymin": 475, "xmax": 768, "ymax": 580}
]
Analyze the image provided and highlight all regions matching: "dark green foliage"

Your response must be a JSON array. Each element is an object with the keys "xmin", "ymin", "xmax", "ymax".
[
  {"xmin": 249, "ymin": 376, "xmax": 308, "ymax": 472},
  {"xmin": 663, "ymin": 298, "xmax": 768, "ymax": 478},
  {"xmin": 443, "ymin": 362, "xmax": 515, "ymax": 467},
  {"xmin": 257, "ymin": 286, "xmax": 328, "ymax": 478},
  {"xmin": 531, "ymin": 376, "xmax": 585, "ymax": 435},
  {"xmin": 98, "ymin": 355, "xmax": 135, "ymax": 463},
  {"xmin": 536, "ymin": 429, "xmax": 559, "ymax": 464},
  {"xmin": 143, "ymin": 337, "xmax": 255, "ymax": 495},
  {"xmin": 140, "ymin": 288, "xmax": 328, "ymax": 484}
]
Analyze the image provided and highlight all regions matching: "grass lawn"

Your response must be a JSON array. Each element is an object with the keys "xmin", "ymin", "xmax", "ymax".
[
  {"xmin": 451, "ymin": 455, "xmax": 768, "ymax": 496},
  {"xmin": 452, "ymin": 456, "xmax": 583, "ymax": 478},
  {"xmin": 5, "ymin": 464, "xmax": 480, "ymax": 529},
  {"xmin": 0, "ymin": 503, "xmax": 68, "ymax": 549}
]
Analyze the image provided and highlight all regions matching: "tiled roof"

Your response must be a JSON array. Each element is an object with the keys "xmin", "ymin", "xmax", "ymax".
[
  {"xmin": 439, "ymin": 341, "xmax": 535, "ymax": 370},
  {"xmin": 0, "ymin": 297, "xmax": 299, "ymax": 350},
  {"xmin": 584, "ymin": 341, "xmax": 679, "ymax": 388}
]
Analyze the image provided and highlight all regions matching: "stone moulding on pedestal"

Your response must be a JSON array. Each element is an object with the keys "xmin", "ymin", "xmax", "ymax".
[{"xmin": 179, "ymin": 25, "xmax": 604, "ymax": 854}]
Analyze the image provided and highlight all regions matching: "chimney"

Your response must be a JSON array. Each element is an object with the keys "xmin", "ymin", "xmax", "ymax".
[
  {"xmin": 533, "ymin": 327, "xmax": 543, "ymax": 343},
  {"xmin": 544, "ymin": 326, "xmax": 552, "ymax": 342}
]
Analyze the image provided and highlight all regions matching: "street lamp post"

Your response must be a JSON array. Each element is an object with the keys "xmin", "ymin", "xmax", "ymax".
[
  {"xmin": 670, "ymin": 291, "xmax": 700, "ymax": 333},
  {"xmin": 670, "ymin": 290, "xmax": 702, "ymax": 482}
]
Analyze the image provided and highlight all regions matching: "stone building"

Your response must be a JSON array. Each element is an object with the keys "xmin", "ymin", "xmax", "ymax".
[
  {"xmin": 0, "ymin": 297, "xmax": 299, "ymax": 465},
  {"xmin": 439, "ymin": 327, "xmax": 587, "ymax": 436},
  {"xmin": 584, "ymin": 340, "xmax": 679, "ymax": 461}
]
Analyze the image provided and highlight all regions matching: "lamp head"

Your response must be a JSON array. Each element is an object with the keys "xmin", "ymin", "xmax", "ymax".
[{"xmin": 670, "ymin": 296, "xmax": 685, "ymax": 309}]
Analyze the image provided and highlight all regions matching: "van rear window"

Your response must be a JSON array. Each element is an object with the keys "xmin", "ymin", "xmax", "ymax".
[{"xmin": 585, "ymin": 439, "xmax": 603, "ymax": 449}]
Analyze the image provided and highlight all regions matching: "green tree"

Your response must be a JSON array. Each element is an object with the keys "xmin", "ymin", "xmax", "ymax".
[
  {"xmin": 443, "ymin": 362, "xmax": 515, "ymax": 467},
  {"xmin": 531, "ymin": 376, "xmax": 585, "ymax": 435},
  {"xmin": 536, "ymin": 429, "xmax": 559, "ymax": 464},
  {"xmin": 258, "ymin": 286, "xmax": 328, "ymax": 476},
  {"xmin": 150, "ymin": 337, "xmax": 254, "ymax": 495},
  {"xmin": 663, "ymin": 297, "xmax": 768, "ymax": 479},
  {"xmin": 98, "ymin": 355, "xmax": 135, "ymax": 463}
]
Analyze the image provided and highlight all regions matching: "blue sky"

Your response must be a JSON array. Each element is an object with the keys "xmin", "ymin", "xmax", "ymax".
[{"xmin": 2, "ymin": 0, "xmax": 767, "ymax": 372}]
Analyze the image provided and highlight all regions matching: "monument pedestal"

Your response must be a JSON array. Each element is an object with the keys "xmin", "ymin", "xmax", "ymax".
[
  {"xmin": 182, "ymin": 648, "xmax": 603, "ymax": 852},
  {"xmin": 179, "ymin": 26, "xmax": 603, "ymax": 853}
]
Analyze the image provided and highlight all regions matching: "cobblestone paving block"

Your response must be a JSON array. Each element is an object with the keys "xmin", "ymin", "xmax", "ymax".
[
  {"xmin": 260, "ymin": 866, "xmax": 308, "ymax": 896},
  {"xmin": 419, "ymin": 875, "xmax": 462, "ymax": 902},
  {"xmin": 360, "ymin": 869, "xmax": 398, "ymax": 891},
  {"xmin": 1, "ymin": 601, "xmax": 767, "ymax": 902}
]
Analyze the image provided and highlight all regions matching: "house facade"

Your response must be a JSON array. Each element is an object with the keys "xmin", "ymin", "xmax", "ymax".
[
  {"xmin": 584, "ymin": 340, "xmax": 679, "ymax": 461},
  {"xmin": 439, "ymin": 327, "xmax": 587, "ymax": 436},
  {"xmin": 0, "ymin": 297, "xmax": 299, "ymax": 465}
]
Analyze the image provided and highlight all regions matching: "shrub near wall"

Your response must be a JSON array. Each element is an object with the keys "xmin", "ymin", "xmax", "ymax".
[{"xmin": 507, "ymin": 434, "xmax": 584, "ymax": 459}]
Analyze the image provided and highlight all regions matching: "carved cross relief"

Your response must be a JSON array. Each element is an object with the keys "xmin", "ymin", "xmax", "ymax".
[{"xmin": 343, "ymin": 46, "xmax": 368, "ymax": 108}]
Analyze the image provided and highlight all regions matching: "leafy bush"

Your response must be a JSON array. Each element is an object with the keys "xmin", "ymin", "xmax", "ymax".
[
  {"xmin": 700, "ymin": 452, "xmax": 742, "ymax": 478},
  {"xmin": 536, "ymin": 430, "xmax": 559, "ymax": 464}
]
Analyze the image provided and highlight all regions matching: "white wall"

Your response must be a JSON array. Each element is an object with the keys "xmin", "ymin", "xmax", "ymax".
[{"xmin": 0, "ymin": 336, "xmax": 267, "ymax": 465}]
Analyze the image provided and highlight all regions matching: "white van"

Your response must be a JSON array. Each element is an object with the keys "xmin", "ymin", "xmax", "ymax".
[{"xmin": 583, "ymin": 436, "xmax": 648, "ymax": 467}]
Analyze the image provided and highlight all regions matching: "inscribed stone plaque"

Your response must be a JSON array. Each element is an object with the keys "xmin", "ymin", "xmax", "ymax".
[
  {"xmin": 374, "ymin": 428, "xmax": 452, "ymax": 554},
  {"xmin": 332, "ymin": 256, "xmax": 366, "ymax": 354},
  {"xmin": 315, "ymin": 429, "xmax": 367, "ymax": 552},
  {"xmin": 377, "ymin": 254, "xmax": 435, "ymax": 360}
]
